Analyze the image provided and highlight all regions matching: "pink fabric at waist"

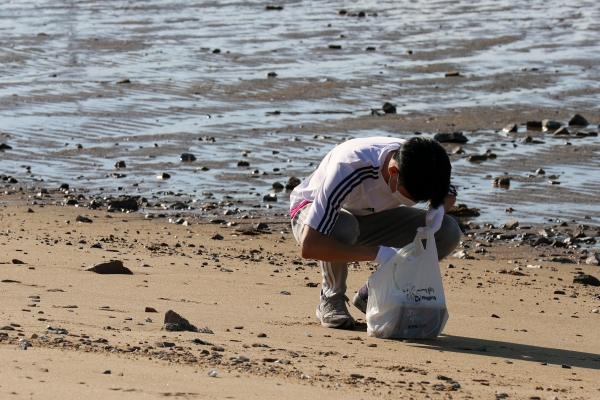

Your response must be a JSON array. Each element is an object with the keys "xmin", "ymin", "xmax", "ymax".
[{"xmin": 290, "ymin": 200, "xmax": 311, "ymax": 219}]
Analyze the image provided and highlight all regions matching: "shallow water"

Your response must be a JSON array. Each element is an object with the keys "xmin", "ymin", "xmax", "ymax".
[{"xmin": 1, "ymin": 0, "xmax": 600, "ymax": 225}]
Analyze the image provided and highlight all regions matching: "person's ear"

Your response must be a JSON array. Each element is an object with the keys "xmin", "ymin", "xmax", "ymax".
[{"xmin": 388, "ymin": 165, "xmax": 399, "ymax": 176}]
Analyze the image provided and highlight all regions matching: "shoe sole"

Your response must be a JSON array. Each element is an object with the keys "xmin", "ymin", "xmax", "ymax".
[
  {"xmin": 316, "ymin": 306, "xmax": 355, "ymax": 329},
  {"xmin": 351, "ymin": 292, "xmax": 367, "ymax": 314}
]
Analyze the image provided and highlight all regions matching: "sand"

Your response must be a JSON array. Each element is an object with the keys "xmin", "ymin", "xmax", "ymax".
[{"xmin": 1, "ymin": 197, "xmax": 599, "ymax": 400}]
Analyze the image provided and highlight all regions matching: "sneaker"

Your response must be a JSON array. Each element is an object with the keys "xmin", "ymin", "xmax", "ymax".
[
  {"xmin": 352, "ymin": 292, "xmax": 367, "ymax": 314},
  {"xmin": 316, "ymin": 295, "xmax": 354, "ymax": 329},
  {"xmin": 351, "ymin": 283, "xmax": 368, "ymax": 314}
]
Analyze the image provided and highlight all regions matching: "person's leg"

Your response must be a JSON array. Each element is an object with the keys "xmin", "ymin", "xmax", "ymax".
[
  {"xmin": 291, "ymin": 205, "xmax": 360, "ymax": 329},
  {"xmin": 355, "ymin": 207, "xmax": 461, "ymax": 260}
]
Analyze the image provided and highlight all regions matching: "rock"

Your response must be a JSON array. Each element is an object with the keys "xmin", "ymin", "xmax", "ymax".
[
  {"xmin": 156, "ymin": 172, "xmax": 171, "ymax": 179},
  {"xmin": 263, "ymin": 194, "xmax": 277, "ymax": 202},
  {"xmin": 237, "ymin": 161, "xmax": 250, "ymax": 167},
  {"xmin": 328, "ymin": 44, "xmax": 342, "ymax": 49},
  {"xmin": 445, "ymin": 71, "xmax": 460, "ymax": 77},
  {"xmin": 453, "ymin": 250, "xmax": 474, "ymax": 259},
  {"xmin": 212, "ymin": 49, "xmax": 220, "ymax": 54},
  {"xmin": 542, "ymin": 120, "xmax": 561, "ymax": 131},
  {"xmin": 272, "ymin": 182, "xmax": 284, "ymax": 189},
  {"xmin": 163, "ymin": 310, "xmax": 198, "ymax": 332},
  {"xmin": 526, "ymin": 121, "xmax": 542, "ymax": 129},
  {"xmin": 492, "ymin": 177, "xmax": 511, "ymax": 187},
  {"xmin": 502, "ymin": 123, "xmax": 518, "ymax": 133},
  {"xmin": 114, "ymin": 161, "xmax": 126, "ymax": 169},
  {"xmin": 145, "ymin": 307, "xmax": 158, "ymax": 313},
  {"xmin": 207, "ymin": 369, "xmax": 218, "ymax": 377},
  {"xmin": 0, "ymin": 143, "xmax": 13, "ymax": 150},
  {"xmin": 107, "ymin": 195, "xmax": 139, "ymax": 211},
  {"xmin": 553, "ymin": 126, "xmax": 570, "ymax": 136},
  {"xmin": 446, "ymin": 203, "xmax": 480, "ymax": 217},
  {"xmin": 264, "ymin": 5, "xmax": 283, "ymax": 10},
  {"xmin": 266, "ymin": 71, "xmax": 277, "ymax": 77},
  {"xmin": 85, "ymin": 260, "xmax": 133, "ymax": 275},
  {"xmin": 76, "ymin": 215, "xmax": 93, "ymax": 223},
  {"xmin": 568, "ymin": 114, "xmax": 588, "ymax": 126},
  {"xmin": 180, "ymin": 153, "xmax": 196, "ymax": 162},
  {"xmin": 382, "ymin": 102, "xmax": 396, "ymax": 114},
  {"xmin": 434, "ymin": 132, "xmax": 468, "ymax": 143},
  {"xmin": 585, "ymin": 254, "xmax": 600, "ymax": 265},
  {"xmin": 467, "ymin": 154, "xmax": 488, "ymax": 162},
  {"xmin": 285, "ymin": 176, "xmax": 301, "ymax": 190},
  {"xmin": 116, "ymin": 78, "xmax": 130, "ymax": 84},
  {"xmin": 535, "ymin": 167, "xmax": 545, "ymax": 175},
  {"xmin": 280, "ymin": 291, "xmax": 291, "ymax": 295},
  {"xmin": 12, "ymin": 259, "xmax": 25, "ymax": 264},
  {"xmin": 501, "ymin": 219, "xmax": 519, "ymax": 230},
  {"xmin": 211, "ymin": 233, "xmax": 223, "ymax": 240},
  {"xmin": 550, "ymin": 257, "xmax": 574, "ymax": 264},
  {"xmin": 365, "ymin": 46, "xmax": 376, "ymax": 51},
  {"xmin": 573, "ymin": 274, "xmax": 600, "ymax": 286}
]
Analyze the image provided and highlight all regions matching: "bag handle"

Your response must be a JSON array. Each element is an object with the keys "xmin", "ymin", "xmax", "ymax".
[{"xmin": 412, "ymin": 227, "xmax": 436, "ymax": 258}]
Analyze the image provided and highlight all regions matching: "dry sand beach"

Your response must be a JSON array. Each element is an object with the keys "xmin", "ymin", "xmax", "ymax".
[{"xmin": 2, "ymin": 1, "xmax": 600, "ymax": 399}]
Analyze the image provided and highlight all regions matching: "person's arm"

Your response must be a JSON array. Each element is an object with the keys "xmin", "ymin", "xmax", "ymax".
[
  {"xmin": 300, "ymin": 225, "xmax": 379, "ymax": 263},
  {"xmin": 443, "ymin": 194, "xmax": 456, "ymax": 212}
]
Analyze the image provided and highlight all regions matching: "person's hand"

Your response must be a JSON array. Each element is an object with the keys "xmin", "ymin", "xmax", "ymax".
[
  {"xmin": 374, "ymin": 246, "xmax": 400, "ymax": 265},
  {"xmin": 417, "ymin": 206, "xmax": 444, "ymax": 239}
]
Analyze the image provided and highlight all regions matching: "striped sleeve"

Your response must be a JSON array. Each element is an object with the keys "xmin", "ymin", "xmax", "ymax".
[{"xmin": 308, "ymin": 164, "xmax": 379, "ymax": 236}]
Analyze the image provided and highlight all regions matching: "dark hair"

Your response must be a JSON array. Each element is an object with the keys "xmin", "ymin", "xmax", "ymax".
[{"xmin": 393, "ymin": 137, "xmax": 451, "ymax": 208}]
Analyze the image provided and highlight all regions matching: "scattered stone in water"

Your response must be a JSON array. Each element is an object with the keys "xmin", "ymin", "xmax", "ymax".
[
  {"xmin": 272, "ymin": 182, "xmax": 284, "ymax": 189},
  {"xmin": 263, "ymin": 194, "xmax": 277, "ymax": 202},
  {"xmin": 445, "ymin": 71, "xmax": 460, "ymax": 77},
  {"xmin": 116, "ymin": 78, "xmax": 130, "ymax": 84},
  {"xmin": 501, "ymin": 219, "xmax": 519, "ymax": 230},
  {"xmin": 237, "ymin": 161, "xmax": 250, "ymax": 167},
  {"xmin": 365, "ymin": 46, "xmax": 376, "ymax": 51},
  {"xmin": 114, "ymin": 161, "xmax": 126, "ymax": 169},
  {"xmin": 434, "ymin": 132, "xmax": 468, "ymax": 143},
  {"xmin": 542, "ymin": 119, "xmax": 561, "ymax": 131},
  {"xmin": 382, "ymin": 102, "xmax": 396, "ymax": 114},
  {"xmin": 156, "ymin": 172, "xmax": 171, "ymax": 180},
  {"xmin": 328, "ymin": 44, "xmax": 342, "ymax": 49},
  {"xmin": 467, "ymin": 154, "xmax": 488, "ymax": 162},
  {"xmin": 526, "ymin": 121, "xmax": 542, "ymax": 129},
  {"xmin": 568, "ymin": 113, "xmax": 588, "ymax": 126},
  {"xmin": 535, "ymin": 167, "xmax": 545, "ymax": 175},
  {"xmin": 285, "ymin": 176, "xmax": 301, "ymax": 190},
  {"xmin": 553, "ymin": 126, "xmax": 570, "ymax": 136},
  {"xmin": 0, "ymin": 143, "xmax": 13, "ymax": 150},
  {"xmin": 212, "ymin": 49, "xmax": 220, "ymax": 54},
  {"xmin": 502, "ymin": 123, "xmax": 518, "ymax": 133},
  {"xmin": 266, "ymin": 71, "xmax": 277, "ymax": 77},
  {"xmin": 180, "ymin": 153, "xmax": 196, "ymax": 162},
  {"xmin": 447, "ymin": 203, "xmax": 480, "ymax": 217}
]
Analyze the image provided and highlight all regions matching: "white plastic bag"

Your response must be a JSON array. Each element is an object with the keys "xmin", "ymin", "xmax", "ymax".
[{"xmin": 366, "ymin": 228, "xmax": 449, "ymax": 339}]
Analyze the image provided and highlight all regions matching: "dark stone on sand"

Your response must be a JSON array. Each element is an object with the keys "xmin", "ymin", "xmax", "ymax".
[
  {"xmin": 573, "ymin": 274, "xmax": 600, "ymax": 286},
  {"xmin": 255, "ymin": 222, "xmax": 269, "ymax": 230},
  {"xmin": 156, "ymin": 172, "xmax": 171, "ymax": 179},
  {"xmin": 163, "ymin": 310, "xmax": 198, "ymax": 332},
  {"xmin": 445, "ymin": 71, "xmax": 460, "ymax": 77},
  {"xmin": 550, "ymin": 257, "xmax": 574, "ymax": 263},
  {"xmin": 502, "ymin": 124, "xmax": 517, "ymax": 133},
  {"xmin": 116, "ymin": 78, "xmax": 130, "ymax": 84},
  {"xmin": 568, "ymin": 114, "xmax": 588, "ymax": 126},
  {"xmin": 63, "ymin": 199, "xmax": 78, "ymax": 206},
  {"xmin": 60, "ymin": 183, "xmax": 69, "ymax": 191},
  {"xmin": 285, "ymin": 176, "xmax": 301, "ymax": 190},
  {"xmin": 237, "ymin": 161, "xmax": 250, "ymax": 167},
  {"xmin": 501, "ymin": 219, "xmax": 519, "ymax": 230},
  {"xmin": 180, "ymin": 153, "xmax": 196, "ymax": 162},
  {"xmin": 0, "ymin": 143, "xmax": 12, "ymax": 150},
  {"xmin": 76, "ymin": 215, "xmax": 93, "ymax": 223},
  {"xmin": 382, "ymin": 102, "xmax": 396, "ymax": 114},
  {"xmin": 491, "ymin": 314, "xmax": 500, "ymax": 318},
  {"xmin": 553, "ymin": 126, "xmax": 570, "ymax": 136},
  {"xmin": 145, "ymin": 307, "xmax": 158, "ymax": 313},
  {"xmin": 434, "ymin": 132, "xmax": 468, "ymax": 143},
  {"xmin": 114, "ymin": 160, "xmax": 126, "ymax": 169},
  {"xmin": 12, "ymin": 259, "xmax": 25, "ymax": 264},
  {"xmin": 328, "ymin": 44, "xmax": 342, "ymax": 49},
  {"xmin": 264, "ymin": 5, "xmax": 283, "ymax": 10},
  {"xmin": 533, "ymin": 237, "xmax": 551, "ymax": 246},
  {"xmin": 85, "ymin": 260, "xmax": 133, "ymax": 275},
  {"xmin": 542, "ymin": 120, "xmax": 561, "ymax": 131},
  {"xmin": 211, "ymin": 233, "xmax": 223, "ymax": 240},
  {"xmin": 526, "ymin": 121, "xmax": 542, "ymax": 129},
  {"xmin": 107, "ymin": 195, "xmax": 139, "ymax": 211}
]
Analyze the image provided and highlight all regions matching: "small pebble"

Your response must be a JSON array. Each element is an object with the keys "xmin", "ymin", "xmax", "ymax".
[{"xmin": 207, "ymin": 369, "xmax": 218, "ymax": 377}]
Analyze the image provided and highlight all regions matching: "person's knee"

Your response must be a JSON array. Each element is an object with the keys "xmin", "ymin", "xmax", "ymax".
[
  {"xmin": 436, "ymin": 215, "xmax": 461, "ymax": 259},
  {"xmin": 329, "ymin": 211, "xmax": 359, "ymax": 245}
]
